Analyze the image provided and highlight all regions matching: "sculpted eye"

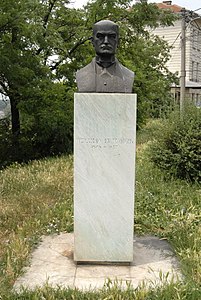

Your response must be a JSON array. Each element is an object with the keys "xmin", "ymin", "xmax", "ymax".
[
  {"xmin": 96, "ymin": 33, "xmax": 104, "ymax": 39},
  {"xmin": 109, "ymin": 34, "xmax": 116, "ymax": 39}
]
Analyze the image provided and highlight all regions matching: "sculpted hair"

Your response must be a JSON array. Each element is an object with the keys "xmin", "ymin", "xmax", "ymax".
[{"xmin": 92, "ymin": 20, "xmax": 119, "ymax": 36}]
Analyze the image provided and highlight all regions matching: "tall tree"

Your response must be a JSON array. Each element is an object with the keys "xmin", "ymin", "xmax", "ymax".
[
  {"xmin": 0, "ymin": 0, "xmax": 178, "ymax": 164},
  {"xmin": 0, "ymin": 0, "xmax": 82, "ymax": 139}
]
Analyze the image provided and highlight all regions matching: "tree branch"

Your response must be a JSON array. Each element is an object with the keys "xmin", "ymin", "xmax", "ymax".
[
  {"xmin": 50, "ymin": 59, "xmax": 64, "ymax": 71},
  {"xmin": 36, "ymin": 0, "xmax": 57, "ymax": 56},
  {"xmin": 50, "ymin": 35, "xmax": 92, "ymax": 71},
  {"xmin": 43, "ymin": 0, "xmax": 57, "ymax": 30},
  {"xmin": 68, "ymin": 36, "xmax": 91, "ymax": 55}
]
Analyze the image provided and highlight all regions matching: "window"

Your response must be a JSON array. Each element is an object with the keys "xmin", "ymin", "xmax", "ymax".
[
  {"xmin": 191, "ymin": 61, "xmax": 195, "ymax": 81},
  {"xmin": 190, "ymin": 61, "xmax": 199, "ymax": 82},
  {"xmin": 198, "ymin": 31, "xmax": 201, "ymax": 51},
  {"xmin": 196, "ymin": 63, "xmax": 199, "ymax": 82}
]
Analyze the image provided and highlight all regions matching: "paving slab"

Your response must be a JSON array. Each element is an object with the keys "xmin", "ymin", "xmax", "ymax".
[{"xmin": 14, "ymin": 233, "xmax": 182, "ymax": 292}]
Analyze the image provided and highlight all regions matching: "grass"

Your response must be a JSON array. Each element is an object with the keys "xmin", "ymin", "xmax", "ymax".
[
  {"xmin": 0, "ymin": 156, "xmax": 73, "ymax": 295},
  {"xmin": 0, "ymin": 119, "xmax": 200, "ymax": 299}
]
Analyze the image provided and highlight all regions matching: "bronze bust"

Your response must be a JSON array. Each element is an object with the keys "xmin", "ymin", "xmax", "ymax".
[{"xmin": 76, "ymin": 20, "xmax": 134, "ymax": 93}]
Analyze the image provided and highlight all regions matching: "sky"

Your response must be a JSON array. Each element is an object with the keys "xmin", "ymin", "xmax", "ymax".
[{"xmin": 69, "ymin": 0, "xmax": 201, "ymax": 12}]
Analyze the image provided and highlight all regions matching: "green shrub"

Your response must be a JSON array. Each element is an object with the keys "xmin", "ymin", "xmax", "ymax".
[
  {"xmin": 0, "ymin": 83, "xmax": 74, "ymax": 169},
  {"xmin": 149, "ymin": 105, "xmax": 201, "ymax": 182},
  {"xmin": 20, "ymin": 82, "xmax": 74, "ymax": 158}
]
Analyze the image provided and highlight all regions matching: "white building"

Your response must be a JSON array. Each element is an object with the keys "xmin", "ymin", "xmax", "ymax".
[{"xmin": 152, "ymin": 1, "xmax": 201, "ymax": 106}]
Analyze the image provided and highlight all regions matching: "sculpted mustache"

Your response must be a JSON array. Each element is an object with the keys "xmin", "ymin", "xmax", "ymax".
[{"xmin": 100, "ymin": 45, "xmax": 113, "ymax": 49}]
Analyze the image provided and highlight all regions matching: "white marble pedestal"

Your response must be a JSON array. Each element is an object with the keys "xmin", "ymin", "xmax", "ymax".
[{"xmin": 74, "ymin": 93, "xmax": 137, "ymax": 262}]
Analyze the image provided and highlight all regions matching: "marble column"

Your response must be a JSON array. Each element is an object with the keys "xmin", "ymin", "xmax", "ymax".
[{"xmin": 74, "ymin": 93, "xmax": 137, "ymax": 262}]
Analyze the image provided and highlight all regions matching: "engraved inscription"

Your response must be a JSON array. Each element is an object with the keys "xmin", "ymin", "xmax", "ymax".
[{"xmin": 76, "ymin": 137, "xmax": 134, "ymax": 149}]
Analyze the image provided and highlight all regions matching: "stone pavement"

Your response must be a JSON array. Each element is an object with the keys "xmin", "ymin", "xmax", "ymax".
[{"xmin": 14, "ymin": 233, "xmax": 182, "ymax": 292}]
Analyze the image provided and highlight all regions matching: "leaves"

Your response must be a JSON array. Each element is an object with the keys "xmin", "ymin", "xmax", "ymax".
[
  {"xmin": 0, "ymin": 0, "xmax": 179, "ymax": 162},
  {"xmin": 149, "ymin": 105, "xmax": 201, "ymax": 182}
]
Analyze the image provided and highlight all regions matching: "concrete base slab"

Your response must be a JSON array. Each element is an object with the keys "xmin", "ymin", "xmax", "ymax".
[{"xmin": 14, "ymin": 233, "xmax": 182, "ymax": 292}]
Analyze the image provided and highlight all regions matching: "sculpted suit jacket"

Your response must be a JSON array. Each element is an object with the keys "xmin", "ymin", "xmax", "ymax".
[{"xmin": 76, "ymin": 58, "xmax": 134, "ymax": 93}]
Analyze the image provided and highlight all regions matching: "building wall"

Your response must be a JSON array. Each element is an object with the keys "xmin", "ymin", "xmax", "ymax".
[
  {"xmin": 152, "ymin": 18, "xmax": 201, "ymax": 84},
  {"xmin": 188, "ymin": 20, "xmax": 201, "ymax": 83},
  {"xmin": 152, "ymin": 20, "xmax": 182, "ymax": 76},
  {"xmin": 152, "ymin": 16, "xmax": 201, "ymax": 105}
]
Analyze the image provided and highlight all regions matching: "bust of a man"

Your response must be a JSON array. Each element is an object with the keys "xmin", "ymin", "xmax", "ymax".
[{"xmin": 76, "ymin": 20, "xmax": 134, "ymax": 93}]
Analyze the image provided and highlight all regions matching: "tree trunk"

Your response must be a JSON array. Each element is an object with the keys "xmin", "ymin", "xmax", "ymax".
[
  {"xmin": 10, "ymin": 95, "xmax": 20, "ymax": 136},
  {"xmin": 9, "ymin": 92, "xmax": 20, "ymax": 158}
]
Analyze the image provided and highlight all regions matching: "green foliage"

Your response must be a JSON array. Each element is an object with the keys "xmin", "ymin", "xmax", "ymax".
[
  {"xmin": 0, "ymin": 83, "xmax": 73, "ymax": 168},
  {"xmin": 149, "ymin": 105, "xmax": 201, "ymax": 182},
  {"xmin": 0, "ymin": 119, "xmax": 12, "ymax": 168},
  {"xmin": 0, "ymin": 0, "xmax": 178, "ymax": 164},
  {"xmin": 20, "ymin": 82, "xmax": 74, "ymax": 158},
  {"xmin": 0, "ymin": 0, "xmax": 78, "ymax": 164}
]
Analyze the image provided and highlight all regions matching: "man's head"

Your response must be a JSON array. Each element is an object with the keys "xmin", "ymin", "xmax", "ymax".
[{"xmin": 92, "ymin": 20, "xmax": 119, "ymax": 57}]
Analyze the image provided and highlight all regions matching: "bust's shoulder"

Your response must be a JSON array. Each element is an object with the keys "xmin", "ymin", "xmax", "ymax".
[
  {"xmin": 76, "ymin": 59, "xmax": 95, "ymax": 78},
  {"xmin": 76, "ymin": 59, "xmax": 96, "ymax": 92},
  {"xmin": 117, "ymin": 60, "xmax": 134, "ymax": 79}
]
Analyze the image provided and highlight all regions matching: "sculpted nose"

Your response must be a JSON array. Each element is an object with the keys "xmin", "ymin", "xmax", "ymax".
[{"xmin": 104, "ymin": 35, "xmax": 109, "ymax": 44}]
